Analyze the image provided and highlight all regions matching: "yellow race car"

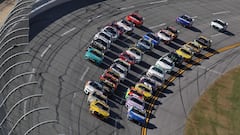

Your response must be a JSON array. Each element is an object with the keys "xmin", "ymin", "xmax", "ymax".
[
  {"xmin": 134, "ymin": 83, "xmax": 152, "ymax": 100},
  {"xmin": 183, "ymin": 41, "xmax": 202, "ymax": 54},
  {"xmin": 89, "ymin": 100, "xmax": 110, "ymax": 119},
  {"xmin": 176, "ymin": 46, "xmax": 194, "ymax": 60}
]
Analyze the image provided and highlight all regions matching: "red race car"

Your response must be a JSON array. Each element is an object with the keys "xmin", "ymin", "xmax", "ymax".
[
  {"xmin": 126, "ymin": 13, "xmax": 144, "ymax": 27},
  {"xmin": 119, "ymin": 52, "xmax": 136, "ymax": 65}
]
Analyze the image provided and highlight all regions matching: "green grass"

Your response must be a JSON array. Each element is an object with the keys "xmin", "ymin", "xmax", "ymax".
[{"xmin": 185, "ymin": 67, "xmax": 240, "ymax": 135}]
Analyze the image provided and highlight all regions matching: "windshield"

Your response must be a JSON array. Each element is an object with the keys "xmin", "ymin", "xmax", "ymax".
[
  {"xmin": 139, "ymin": 39, "xmax": 151, "ymax": 47},
  {"xmin": 152, "ymin": 67, "xmax": 164, "ymax": 74},
  {"xmin": 95, "ymin": 38, "xmax": 108, "ymax": 47},
  {"xmin": 122, "ymin": 20, "xmax": 131, "ymax": 27},
  {"xmin": 106, "ymin": 27, "xmax": 117, "ymax": 35},
  {"xmin": 93, "ymin": 92, "xmax": 106, "ymax": 101},
  {"xmin": 214, "ymin": 20, "xmax": 226, "ymax": 26},
  {"xmin": 181, "ymin": 48, "xmax": 191, "ymax": 55},
  {"xmin": 99, "ymin": 33, "xmax": 111, "ymax": 41},
  {"xmin": 115, "ymin": 60, "xmax": 128, "ymax": 69},
  {"xmin": 161, "ymin": 31, "xmax": 171, "ymax": 38},
  {"xmin": 112, "ymin": 65, "xmax": 124, "ymax": 74},
  {"xmin": 123, "ymin": 53, "xmax": 135, "ymax": 61},
  {"xmin": 90, "ymin": 81, "xmax": 102, "ymax": 90},
  {"xmin": 130, "ymin": 48, "xmax": 141, "ymax": 55},
  {"xmin": 182, "ymin": 15, "xmax": 192, "ymax": 22},
  {"xmin": 131, "ymin": 97, "xmax": 143, "ymax": 105},
  {"xmin": 141, "ymin": 78, "xmax": 155, "ymax": 87},
  {"xmin": 95, "ymin": 103, "xmax": 108, "ymax": 111},
  {"xmin": 196, "ymin": 37, "xmax": 208, "ymax": 45},
  {"xmin": 107, "ymin": 70, "xmax": 119, "ymax": 79},
  {"xmin": 161, "ymin": 58, "xmax": 173, "ymax": 66},
  {"xmin": 132, "ymin": 107, "xmax": 145, "ymax": 117},
  {"xmin": 132, "ymin": 14, "xmax": 142, "ymax": 21}
]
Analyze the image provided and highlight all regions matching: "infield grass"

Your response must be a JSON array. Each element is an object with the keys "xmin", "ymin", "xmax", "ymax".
[{"xmin": 184, "ymin": 67, "xmax": 240, "ymax": 135}]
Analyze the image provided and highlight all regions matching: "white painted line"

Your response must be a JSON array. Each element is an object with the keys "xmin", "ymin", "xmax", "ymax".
[
  {"xmin": 31, "ymin": 0, "xmax": 56, "ymax": 13},
  {"xmin": 61, "ymin": 27, "xmax": 76, "ymax": 36},
  {"xmin": 191, "ymin": 16, "xmax": 198, "ymax": 19},
  {"xmin": 210, "ymin": 33, "xmax": 223, "ymax": 38},
  {"xmin": 88, "ymin": 19, "xmax": 92, "ymax": 22},
  {"xmin": 73, "ymin": 92, "xmax": 76, "ymax": 98},
  {"xmin": 149, "ymin": 0, "xmax": 168, "ymax": 4},
  {"xmin": 149, "ymin": 23, "xmax": 166, "ymax": 29},
  {"xmin": 80, "ymin": 67, "xmax": 90, "ymax": 81},
  {"xmin": 95, "ymin": 14, "xmax": 102, "ymax": 19},
  {"xmin": 198, "ymin": 66, "xmax": 222, "ymax": 75},
  {"xmin": 28, "ymin": 68, "xmax": 36, "ymax": 82},
  {"xmin": 120, "ymin": 5, "xmax": 135, "ymax": 10},
  {"xmin": 40, "ymin": 44, "xmax": 52, "ymax": 57},
  {"xmin": 212, "ymin": 10, "xmax": 230, "ymax": 15},
  {"xmin": 23, "ymin": 101, "xmax": 27, "ymax": 120}
]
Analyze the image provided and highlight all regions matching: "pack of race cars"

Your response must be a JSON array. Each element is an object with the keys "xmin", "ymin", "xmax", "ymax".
[{"xmin": 83, "ymin": 12, "xmax": 227, "ymax": 125}]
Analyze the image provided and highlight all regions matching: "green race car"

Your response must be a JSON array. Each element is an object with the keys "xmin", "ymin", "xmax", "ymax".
[{"xmin": 84, "ymin": 48, "xmax": 104, "ymax": 65}]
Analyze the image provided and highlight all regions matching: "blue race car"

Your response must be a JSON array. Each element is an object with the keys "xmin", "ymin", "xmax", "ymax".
[
  {"xmin": 84, "ymin": 48, "xmax": 104, "ymax": 65},
  {"xmin": 143, "ymin": 32, "xmax": 160, "ymax": 46},
  {"xmin": 176, "ymin": 14, "xmax": 194, "ymax": 27},
  {"xmin": 127, "ymin": 106, "xmax": 146, "ymax": 126},
  {"xmin": 135, "ymin": 38, "xmax": 153, "ymax": 52}
]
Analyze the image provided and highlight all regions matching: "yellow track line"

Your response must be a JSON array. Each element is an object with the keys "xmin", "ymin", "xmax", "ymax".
[{"xmin": 141, "ymin": 42, "xmax": 240, "ymax": 135}]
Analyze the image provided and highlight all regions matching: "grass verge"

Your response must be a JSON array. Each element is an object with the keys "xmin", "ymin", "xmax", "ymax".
[{"xmin": 184, "ymin": 66, "xmax": 240, "ymax": 135}]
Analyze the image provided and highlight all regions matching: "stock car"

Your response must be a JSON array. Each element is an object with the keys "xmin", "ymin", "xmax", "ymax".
[
  {"xmin": 100, "ymin": 76, "xmax": 118, "ymax": 92},
  {"xmin": 89, "ymin": 100, "xmax": 110, "ymax": 119},
  {"xmin": 84, "ymin": 48, "xmax": 104, "ymax": 65},
  {"xmin": 157, "ymin": 29, "xmax": 173, "ymax": 44},
  {"xmin": 134, "ymin": 83, "xmax": 153, "ymax": 100},
  {"xmin": 125, "ymin": 13, "xmax": 144, "ymax": 26},
  {"xmin": 139, "ymin": 75, "xmax": 158, "ymax": 91},
  {"xmin": 102, "ymin": 69, "xmax": 121, "ymax": 81},
  {"xmin": 193, "ymin": 36, "xmax": 212, "ymax": 49},
  {"xmin": 176, "ymin": 46, "xmax": 194, "ymax": 60},
  {"xmin": 146, "ymin": 65, "xmax": 166, "ymax": 80},
  {"xmin": 210, "ymin": 19, "xmax": 228, "ymax": 32},
  {"xmin": 125, "ymin": 96, "xmax": 145, "ymax": 111},
  {"xmin": 147, "ymin": 74, "xmax": 165, "ymax": 87},
  {"xmin": 165, "ymin": 52, "xmax": 184, "ymax": 66},
  {"xmin": 126, "ymin": 47, "xmax": 143, "ymax": 63},
  {"xmin": 125, "ymin": 87, "xmax": 144, "ymax": 100},
  {"xmin": 143, "ymin": 32, "xmax": 160, "ymax": 46},
  {"xmin": 183, "ymin": 41, "xmax": 202, "ymax": 54},
  {"xmin": 119, "ymin": 52, "xmax": 136, "ymax": 65},
  {"xmin": 88, "ymin": 38, "xmax": 110, "ymax": 53},
  {"xmin": 84, "ymin": 80, "xmax": 103, "ymax": 95},
  {"xmin": 113, "ymin": 58, "xmax": 131, "ymax": 71},
  {"xmin": 135, "ymin": 38, "xmax": 153, "ymax": 52},
  {"xmin": 87, "ymin": 91, "xmax": 107, "ymax": 105},
  {"xmin": 109, "ymin": 63, "xmax": 128, "ymax": 81},
  {"xmin": 165, "ymin": 26, "xmax": 179, "ymax": 39},
  {"xmin": 100, "ymin": 70, "xmax": 120, "ymax": 84},
  {"xmin": 116, "ymin": 19, "xmax": 134, "ymax": 33},
  {"xmin": 176, "ymin": 14, "xmax": 194, "ymax": 27},
  {"xmin": 101, "ymin": 26, "xmax": 119, "ymax": 41},
  {"xmin": 127, "ymin": 106, "xmax": 146, "ymax": 126},
  {"xmin": 110, "ymin": 22, "xmax": 125, "ymax": 36},
  {"xmin": 155, "ymin": 55, "xmax": 175, "ymax": 73},
  {"xmin": 93, "ymin": 31, "xmax": 112, "ymax": 44}
]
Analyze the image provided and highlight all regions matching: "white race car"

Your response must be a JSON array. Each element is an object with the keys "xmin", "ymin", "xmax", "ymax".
[
  {"xmin": 87, "ymin": 91, "xmax": 107, "ymax": 105},
  {"xmin": 84, "ymin": 81, "xmax": 103, "ymax": 95},
  {"xmin": 146, "ymin": 65, "xmax": 166, "ymax": 81},
  {"xmin": 93, "ymin": 31, "xmax": 112, "ymax": 44},
  {"xmin": 210, "ymin": 19, "xmax": 228, "ymax": 32},
  {"xmin": 116, "ymin": 19, "xmax": 134, "ymax": 33},
  {"xmin": 125, "ymin": 47, "xmax": 143, "ymax": 63},
  {"xmin": 155, "ymin": 54, "xmax": 175, "ymax": 73},
  {"xmin": 109, "ymin": 63, "xmax": 128, "ymax": 81},
  {"xmin": 157, "ymin": 29, "xmax": 173, "ymax": 44},
  {"xmin": 113, "ymin": 58, "xmax": 131, "ymax": 72},
  {"xmin": 101, "ymin": 26, "xmax": 119, "ymax": 41}
]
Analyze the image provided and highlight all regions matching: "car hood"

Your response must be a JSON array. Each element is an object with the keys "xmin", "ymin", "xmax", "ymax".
[
  {"xmin": 156, "ymin": 61, "xmax": 172, "ymax": 70},
  {"xmin": 158, "ymin": 32, "xmax": 170, "ymax": 41}
]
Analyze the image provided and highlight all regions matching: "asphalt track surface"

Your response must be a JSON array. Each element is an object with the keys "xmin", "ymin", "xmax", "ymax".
[{"xmin": 29, "ymin": 0, "xmax": 240, "ymax": 135}]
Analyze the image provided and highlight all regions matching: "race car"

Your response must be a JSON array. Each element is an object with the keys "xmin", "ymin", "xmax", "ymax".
[
  {"xmin": 125, "ymin": 96, "xmax": 145, "ymax": 111},
  {"xmin": 139, "ymin": 75, "xmax": 158, "ymax": 91},
  {"xmin": 115, "ymin": 19, "xmax": 134, "ymax": 33},
  {"xmin": 143, "ymin": 32, "xmax": 160, "ymax": 46},
  {"xmin": 165, "ymin": 26, "xmax": 179, "ymax": 39},
  {"xmin": 210, "ymin": 19, "xmax": 228, "ymax": 32},
  {"xmin": 157, "ymin": 29, "xmax": 173, "ymax": 44},
  {"xmin": 155, "ymin": 55, "xmax": 175, "ymax": 73},
  {"xmin": 89, "ymin": 100, "xmax": 110, "ymax": 119},
  {"xmin": 125, "ymin": 13, "xmax": 143, "ymax": 26},
  {"xmin": 176, "ymin": 14, "xmax": 194, "ymax": 27},
  {"xmin": 109, "ymin": 63, "xmax": 128, "ymax": 81},
  {"xmin": 127, "ymin": 106, "xmax": 146, "ymax": 126},
  {"xmin": 101, "ymin": 26, "xmax": 119, "ymax": 41},
  {"xmin": 135, "ymin": 38, "xmax": 153, "ymax": 52},
  {"xmin": 91, "ymin": 38, "xmax": 110, "ymax": 51},
  {"xmin": 102, "ymin": 68, "xmax": 121, "ymax": 81},
  {"xmin": 126, "ymin": 47, "xmax": 143, "ymax": 63},
  {"xmin": 165, "ymin": 52, "xmax": 184, "ymax": 66},
  {"xmin": 146, "ymin": 65, "xmax": 166, "ymax": 81},
  {"xmin": 100, "ymin": 75, "xmax": 118, "ymax": 92},
  {"xmin": 110, "ymin": 22, "xmax": 125, "ymax": 36},
  {"xmin": 193, "ymin": 36, "xmax": 212, "ymax": 49},
  {"xmin": 84, "ymin": 48, "xmax": 104, "ymax": 65},
  {"xmin": 87, "ymin": 91, "xmax": 107, "ymax": 105},
  {"xmin": 119, "ymin": 51, "xmax": 136, "ymax": 65},
  {"xmin": 84, "ymin": 80, "xmax": 103, "ymax": 95},
  {"xmin": 93, "ymin": 31, "xmax": 112, "ymax": 44},
  {"xmin": 100, "ymin": 72, "xmax": 119, "ymax": 88},
  {"xmin": 183, "ymin": 41, "xmax": 202, "ymax": 54},
  {"xmin": 147, "ymin": 74, "xmax": 165, "ymax": 87},
  {"xmin": 88, "ymin": 39, "xmax": 107, "ymax": 53},
  {"xmin": 113, "ymin": 58, "xmax": 131, "ymax": 72},
  {"xmin": 134, "ymin": 83, "xmax": 153, "ymax": 100},
  {"xmin": 176, "ymin": 46, "xmax": 194, "ymax": 60},
  {"xmin": 125, "ymin": 87, "xmax": 144, "ymax": 100}
]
